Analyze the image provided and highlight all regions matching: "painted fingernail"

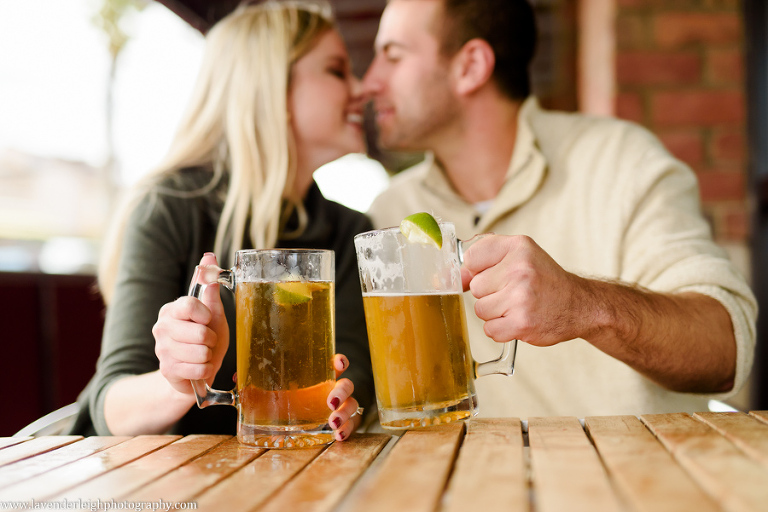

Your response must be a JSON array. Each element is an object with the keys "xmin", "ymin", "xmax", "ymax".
[
  {"xmin": 331, "ymin": 417, "xmax": 341, "ymax": 429},
  {"xmin": 341, "ymin": 358, "xmax": 348, "ymax": 370},
  {"xmin": 337, "ymin": 430, "xmax": 347, "ymax": 441},
  {"xmin": 330, "ymin": 397, "xmax": 340, "ymax": 409}
]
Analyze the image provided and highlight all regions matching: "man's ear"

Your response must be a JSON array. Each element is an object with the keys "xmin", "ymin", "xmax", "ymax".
[{"xmin": 450, "ymin": 38, "xmax": 495, "ymax": 96}]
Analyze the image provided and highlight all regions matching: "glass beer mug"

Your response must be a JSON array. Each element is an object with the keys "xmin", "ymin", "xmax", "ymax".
[
  {"xmin": 354, "ymin": 223, "xmax": 517, "ymax": 429},
  {"xmin": 188, "ymin": 249, "xmax": 335, "ymax": 448}
]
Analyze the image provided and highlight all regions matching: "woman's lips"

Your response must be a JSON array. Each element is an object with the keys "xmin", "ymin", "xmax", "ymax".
[{"xmin": 346, "ymin": 112, "xmax": 363, "ymax": 125}]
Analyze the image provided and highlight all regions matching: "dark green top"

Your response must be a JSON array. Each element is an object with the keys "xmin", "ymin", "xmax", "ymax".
[{"xmin": 68, "ymin": 168, "xmax": 374, "ymax": 435}]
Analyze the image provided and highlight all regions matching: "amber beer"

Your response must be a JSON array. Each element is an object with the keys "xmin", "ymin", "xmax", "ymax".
[
  {"xmin": 236, "ymin": 280, "xmax": 334, "ymax": 430},
  {"xmin": 354, "ymin": 223, "xmax": 516, "ymax": 430},
  {"xmin": 363, "ymin": 291, "xmax": 477, "ymax": 428},
  {"xmin": 188, "ymin": 249, "xmax": 335, "ymax": 448}
]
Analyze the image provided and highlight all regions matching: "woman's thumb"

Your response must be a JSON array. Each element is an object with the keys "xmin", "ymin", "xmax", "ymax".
[
  {"xmin": 196, "ymin": 253, "xmax": 224, "ymax": 316},
  {"xmin": 200, "ymin": 252, "xmax": 218, "ymax": 267}
]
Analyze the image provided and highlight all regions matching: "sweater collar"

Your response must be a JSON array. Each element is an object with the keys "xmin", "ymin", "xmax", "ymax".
[{"xmin": 419, "ymin": 96, "xmax": 547, "ymax": 231}]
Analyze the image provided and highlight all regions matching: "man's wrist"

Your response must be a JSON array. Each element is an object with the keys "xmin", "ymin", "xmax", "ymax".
[{"xmin": 575, "ymin": 276, "xmax": 639, "ymax": 346}]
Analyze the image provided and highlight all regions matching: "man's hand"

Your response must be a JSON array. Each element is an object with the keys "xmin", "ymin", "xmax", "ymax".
[
  {"xmin": 460, "ymin": 234, "xmax": 736, "ymax": 393},
  {"xmin": 461, "ymin": 235, "xmax": 591, "ymax": 347}
]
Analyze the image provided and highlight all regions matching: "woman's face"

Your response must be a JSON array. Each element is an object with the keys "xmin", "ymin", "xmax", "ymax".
[{"xmin": 288, "ymin": 29, "xmax": 365, "ymax": 192}]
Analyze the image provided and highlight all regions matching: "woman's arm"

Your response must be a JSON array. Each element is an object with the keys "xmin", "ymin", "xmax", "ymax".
[
  {"xmin": 105, "ymin": 252, "xmax": 362, "ymax": 438},
  {"xmin": 104, "ymin": 371, "xmax": 197, "ymax": 435},
  {"xmin": 104, "ymin": 253, "xmax": 229, "ymax": 435}
]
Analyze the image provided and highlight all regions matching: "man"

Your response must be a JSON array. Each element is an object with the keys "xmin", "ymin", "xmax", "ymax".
[{"xmin": 362, "ymin": 0, "xmax": 756, "ymax": 417}]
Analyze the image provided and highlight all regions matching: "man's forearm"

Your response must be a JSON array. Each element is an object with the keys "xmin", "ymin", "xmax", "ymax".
[{"xmin": 580, "ymin": 278, "xmax": 736, "ymax": 394}]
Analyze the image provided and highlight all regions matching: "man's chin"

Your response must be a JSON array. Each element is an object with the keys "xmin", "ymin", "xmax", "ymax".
[{"xmin": 376, "ymin": 134, "xmax": 420, "ymax": 153}]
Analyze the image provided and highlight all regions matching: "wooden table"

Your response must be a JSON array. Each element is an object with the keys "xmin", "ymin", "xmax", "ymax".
[{"xmin": 1, "ymin": 412, "xmax": 768, "ymax": 511}]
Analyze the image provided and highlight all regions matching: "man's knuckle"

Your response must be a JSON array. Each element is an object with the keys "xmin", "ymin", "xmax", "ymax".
[{"xmin": 474, "ymin": 300, "xmax": 487, "ymax": 319}]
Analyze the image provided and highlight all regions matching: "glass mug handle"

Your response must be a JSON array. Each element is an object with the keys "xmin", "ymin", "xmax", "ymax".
[
  {"xmin": 457, "ymin": 233, "xmax": 519, "ymax": 378},
  {"xmin": 186, "ymin": 264, "xmax": 236, "ymax": 408}
]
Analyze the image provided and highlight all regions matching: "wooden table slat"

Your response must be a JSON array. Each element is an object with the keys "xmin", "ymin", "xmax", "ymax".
[
  {"xmin": 642, "ymin": 412, "xmax": 768, "ymax": 512},
  {"xmin": 122, "ymin": 437, "xmax": 263, "ymax": 502},
  {"xmin": 750, "ymin": 410, "xmax": 768, "ymax": 425},
  {"xmin": 529, "ymin": 416, "xmax": 623, "ymax": 512},
  {"xmin": 0, "ymin": 438, "xmax": 31, "ymax": 450},
  {"xmin": 339, "ymin": 422, "xmax": 464, "ymax": 512},
  {"xmin": 585, "ymin": 415, "xmax": 719, "ymax": 512},
  {"xmin": 258, "ymin": 433, "xmax": 391, "ymax": 512},
  {"xmin": 694, "ymin": 412, "xmax": 768, "ymax": 469},
  {"xmin": 193, "ymin": 445, "xmax": 324, "ymax": 512},
  {"xmin": 52, "ymin": 435, "xmax": 230, "ymax": 502},
  {"xmin": 1, "ymin": 411, "xmax": 767, "ymax": 510},
  {"xmin": 442, "ymin": 418, "xmax": 527, "ymax": 512},
  {"xmin": 0, "ymin": 436, "xmax": 130, "ymax": 491},
  {"xmin": 0, "ymin": 436, "xmax": 82, "ymax": 468},
  {"xmin": 0, "ymin": 435, "xmax": 181, "ymax": 501}
]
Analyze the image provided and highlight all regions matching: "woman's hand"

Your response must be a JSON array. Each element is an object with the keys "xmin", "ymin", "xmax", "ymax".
[
  {"xmin": 152, "ymin": 253, "xmax": 230, "ymax": 395},
  {"xmin": 327, "ymin": 354, "xmax": 363, "ymax": 442}
]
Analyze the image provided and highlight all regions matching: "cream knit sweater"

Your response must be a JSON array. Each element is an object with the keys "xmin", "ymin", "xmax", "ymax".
[{"xmin": 367, "ymin": 98, "xmax": 756, "ymax": 418}]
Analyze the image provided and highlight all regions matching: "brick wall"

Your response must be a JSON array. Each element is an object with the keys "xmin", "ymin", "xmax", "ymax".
[{"xmin": 614, "ymin": 0, "xmax": 747, "ymax": 246}]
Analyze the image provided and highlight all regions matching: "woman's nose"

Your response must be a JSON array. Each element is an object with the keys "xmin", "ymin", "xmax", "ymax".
[
  {"xmin": 350, "ymin": 75, "xmax": 363, "ymax": 98},
  {"xmin": 361, "ymin": 60, "xmax": 383, "ymax": 97}
]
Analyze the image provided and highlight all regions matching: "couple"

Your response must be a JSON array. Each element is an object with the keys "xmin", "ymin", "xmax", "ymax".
[{"xmin": 69, "ymin": 0, "xmax": 756, "ymax": 441}]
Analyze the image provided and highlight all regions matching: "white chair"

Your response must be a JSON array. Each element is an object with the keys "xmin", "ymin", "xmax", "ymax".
[
  {"xmin": 13, "ymin": 403, "xmax": 79, "ymax": 437},
  {"xmin": 707, "ymin": 399, "xmax": 739, "ymax": 412}
]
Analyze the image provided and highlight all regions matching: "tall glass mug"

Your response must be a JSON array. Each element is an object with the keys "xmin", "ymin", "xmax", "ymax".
[
  {"xmin": 354, "ymin": 223, "xmax": 517, "ymax": 429},
  {"xmin": 188, "ymin": 249, "xmax": 335, "ymax": 448}
]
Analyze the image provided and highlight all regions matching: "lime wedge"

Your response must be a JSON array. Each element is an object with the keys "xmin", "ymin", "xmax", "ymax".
[
  {"xmin": 399, "ymin": 212, "xmax": 443, "ymax": 249},
  {"xmin": 275, "ymin": 282, "xmax": 313, "ymax": 305}
]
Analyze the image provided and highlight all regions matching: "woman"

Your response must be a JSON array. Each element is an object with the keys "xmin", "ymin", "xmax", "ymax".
[{"xmin": 68, "ymin": 1, "xmax": 374, "ymax": 441}]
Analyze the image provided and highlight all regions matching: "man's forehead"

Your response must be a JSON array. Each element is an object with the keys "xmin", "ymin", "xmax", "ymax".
[{"xmin": 375, "ymin": 0, "xmax": 442, "ymax": 48}]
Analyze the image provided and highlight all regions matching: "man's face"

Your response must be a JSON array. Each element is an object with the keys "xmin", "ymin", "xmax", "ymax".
[{"xmin": 362, "ymin": 0, "xmax": 459, "ymax": 151}]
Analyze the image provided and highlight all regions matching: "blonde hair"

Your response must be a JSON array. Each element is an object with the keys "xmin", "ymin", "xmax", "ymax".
[{"xmin": 98, "ymin": 1, "xmax": 335, "ymax": 303}]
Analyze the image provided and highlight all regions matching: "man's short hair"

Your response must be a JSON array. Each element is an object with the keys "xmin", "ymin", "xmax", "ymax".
[{"xmin": 436, "ymin": 0, "xmax": 537, "ymax": 100}]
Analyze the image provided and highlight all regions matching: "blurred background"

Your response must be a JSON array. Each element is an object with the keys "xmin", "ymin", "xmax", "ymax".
[{"xmin": 1, "ymin": 0, "xmax": 766, "ymax": 435}]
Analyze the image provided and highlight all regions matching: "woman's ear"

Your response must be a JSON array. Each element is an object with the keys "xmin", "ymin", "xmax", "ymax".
[{"xmin": 450, "ymin": 38, "xmax": 496, "ymax": 96}]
